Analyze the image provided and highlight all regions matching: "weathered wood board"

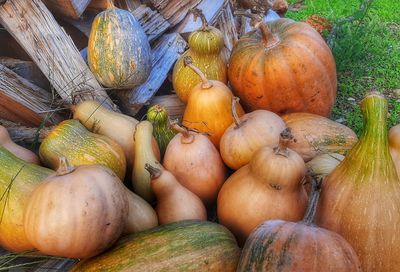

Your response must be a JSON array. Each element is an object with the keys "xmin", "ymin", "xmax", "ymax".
[
  {"xmin": 0, "ymin": 0, "xmax": 118, "ymax": 111},
  {"xmin": 115, "ymin": 33, "xmax": 187, "ymax": 116},
  {"xmin": 43, "ymin": 0, "xmax": 92, "ymax": 19},
  {"xmin": 150, "ymin": 0, "xmax": 201, "ymax": 27},
  {"xmin": 150, "ymin": 94, "xmax": 186, "ymax": 121},
  {"xmin": 0, "ymin": 64, "xmax": 63, "ymax": 126}
]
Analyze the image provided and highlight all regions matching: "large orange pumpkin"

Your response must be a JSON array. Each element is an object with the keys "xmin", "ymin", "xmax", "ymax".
[{"xmin": 228, "ymin": 18, "xmax": 337, "ymax": 117}]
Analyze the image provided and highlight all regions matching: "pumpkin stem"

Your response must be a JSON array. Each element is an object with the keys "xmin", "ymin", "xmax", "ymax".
[
  {"xmin": 273, "ymin": 128, "xmax": 294, "ymax": 157},
  {"xmin": 259, "ymin": 24, "xmax": 280, "ymax": 49},
  {"xmin": 183, "ymin": 56, "xmax": 213, "ymax": 89},
  {"xmin": 302, "ymin": 174, "xmax": 322, "ymax": 225},
  {"xmin": 144, "ymin": 163, "xmax": 162, "ymax": 179},
  {"xmin": 171, "ymin": 122, "xmax": 195, "ymax": 144},
  {"xmin": 231, "ymin": 97, "xmax": 242, "ymax": 128},
  {"xmin": 105, "ymin": 0, "xmax": 115, "ymax": 9},
  {"xmin": 191, "ymin": 8, "xmax": 208, "ymax": 31},
  {"xmin": 56, "ymin": 157, "xmax": 75, "ymax": 176}
]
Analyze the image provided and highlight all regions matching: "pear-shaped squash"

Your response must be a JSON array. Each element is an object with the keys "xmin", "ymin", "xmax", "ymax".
[
  {"xmin": 0, "ymin": 146, "xmax": 54, "ymax": 252},
  {"xmin": 182, "ymin": 57, "xmax": 244, "ymax": 149},
  {"xmin": 72, "ymin": 100, "xmax": 160, "ymax": 168},
  {"xmin": 237, "ymin": 178, "xmax": 362, "ymax": 271},
  {"xmin": 172, "ymin": 8, "xmax": 227, "ymax": 103},
  {"xmin": 39, "ymin": 119, "xmax": 126, "ymax": 180},
  {"xmin": 218, "ymin": 129, "xmax": 308, "ymax": 245},
  {"xmin": 316, "ymin": 93, "xmax": 400, "ymax": 271},
  {"xmin": 88, "ymin": 1, "xmax": 151, "ymax": 88}
]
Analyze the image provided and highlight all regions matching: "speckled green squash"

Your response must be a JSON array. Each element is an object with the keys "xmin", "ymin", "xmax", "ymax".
[
  {"xmin": 39, "ymin": 120, "xmax": 126, "ymax": 180},
  {"xmin": 88, "ymin": 2, "xmax": 151, "ymax": 89},
  {"xmin": 172, "ymin": 11, "xmax": 227, "ymax": 103},
  {"xmin": 71, "ymin": 220, "xmax": 241, "ymax": 272},
  {"xmin": 0, "ymin": 147, "xmax": 54, "ymax": 252}
]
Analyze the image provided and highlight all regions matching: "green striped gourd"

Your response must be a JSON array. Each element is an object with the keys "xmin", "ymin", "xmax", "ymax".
[
  {"xmin": 88, "ymin": 0, "xmax": 151, "ymax": 88},
  {"xmin": 0, "ymin": 147, "xmax": 54, "ymax": 252},
  {"xmin": 71, "ymin": 220, "xmax": 240, "ymax": 271}
]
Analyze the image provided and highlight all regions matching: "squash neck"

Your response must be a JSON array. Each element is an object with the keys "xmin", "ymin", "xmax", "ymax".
[
  {"xmin": 302, "ymin": 176, "xmax": 322, "ymax": 225},
  {"xmin": 340, "ymin": 93, "xmax": 397, "ymax": 182}
]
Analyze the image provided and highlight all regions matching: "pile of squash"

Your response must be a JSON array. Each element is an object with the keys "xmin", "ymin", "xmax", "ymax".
[{"xmin": 1, "ymin": 3, "xmax": 399, "ymax": 272}]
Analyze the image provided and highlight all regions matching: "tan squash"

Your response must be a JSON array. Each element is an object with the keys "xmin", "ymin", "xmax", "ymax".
[
  {"xmin": 39, "ymin": 119, "xmax": 127, "ymax": 180},
  {"xmin": 282, "ymin": 112, "xmax": 358, "ymax": 161},
  {"xmin": 218, "ymin": 128, "xmax": 308, "ymax": 245},
  {"xmin": 220, "ymin": 97, "xmax": 286, "ymax": 170},
  {"xmin": 24, "ymin": 158, "xmax": 128, "ymax": 258},
  {"xmin": 145, "ymin": 164, "xmax": 207, "ymax": 224},
  {"xmin": 0, "ymin": 125, "xmax": 40, "ymax": 164},
  {"xmin": 123, "ymin": 189, "xmax": 158, "ymax": 234},
  {"xmin": 163, "ymin": 123, "xmax": 226, "ymax": 205},
  {"xmin": 182, "ymin": 57, "xmax": 244, "ymax": 149},
  {"xmin": 132, "ymin": 121, "xmax": 163, "ymax": 203},
  {"xmin": 72, "ymin": 100, "xmax": 160, "ymax": 167}
]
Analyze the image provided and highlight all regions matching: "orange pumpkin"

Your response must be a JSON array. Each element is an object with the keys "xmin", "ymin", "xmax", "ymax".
[{"xmin": 228, "ymin": 17, "xmax": 337, "ymax": 117}]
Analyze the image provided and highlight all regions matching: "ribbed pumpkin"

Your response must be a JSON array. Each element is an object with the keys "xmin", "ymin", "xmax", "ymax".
[
  {"xmin": 237, "ymin": 178, "xmax": 362, "ymax": 272},
  {"xmin": 39, "ymin": 120, "xmax": 126, "ymax": 180},
  {"xmin": 282, "ymin": 112, "xmax": 358, "ymax": 161},
  {"xmin": 172, "ymin": 8, "xmax": 227, "ymax": 103},
  {"xmin": 0, "ymin": 146, "xmax": 54, "ymax": 252},
  {"xmin": 88, "ymin": 0, "xmax": 151, "ymax": 88},
  {"xmin": 228, "ymin": 17, "xmax": 337, "ymax": 116},
  {"xmin": 182, "ymin": 57, "xmax": 244, "ymax": 148},
  {"xmin": 71, "ymin": 220, "xmax": 240, "ymax": 272},
  {"xmin": 24, "ymin": 158, "xmax": 128, "ymax": 259}
]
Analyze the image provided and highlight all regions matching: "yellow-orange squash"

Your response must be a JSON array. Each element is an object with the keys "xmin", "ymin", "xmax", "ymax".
[
  {"xmin": 228, "ymin": 18, "xmax": 337, "ymax": 116},
  {"xmin": 182, "ymin": 57, "xmax": 244, "ymax": 149}
]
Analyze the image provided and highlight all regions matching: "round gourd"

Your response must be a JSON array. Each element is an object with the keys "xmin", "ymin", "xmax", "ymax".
[
  {"xmin": 71, "ymin": 220, "xmax": 240, "ymax": 272},
  {"xmin": 24, "ymin": 158, "xmax": 128, "ymax": 259},
  {"xmin": 228, "ymin": 17, "xmax": 337, "ymax": 116},
  {"xmin": 88, "ymin": 1, "xmax": 151, "ymax": 88},
  {"xmin": 0, "ymin": 147, "xmax": 54, "ymax": 252},
  {"xmin": 237, "ymin": 178, "xmax": 361, "ymax": 272}
]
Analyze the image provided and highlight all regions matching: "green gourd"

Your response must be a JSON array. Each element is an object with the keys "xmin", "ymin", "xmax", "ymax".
[
  {"xmin": 172, "ymin": 8, "xmax": 227, "ymax": 103},
  {"xmin": 147, "ymin": 105, "xmax": 176, "ymax": 158}
]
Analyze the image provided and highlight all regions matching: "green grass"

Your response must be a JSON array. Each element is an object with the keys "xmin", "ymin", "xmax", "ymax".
[{"xmin": 286, "ymin": 0, "xmax": 400, "ymax": 135}]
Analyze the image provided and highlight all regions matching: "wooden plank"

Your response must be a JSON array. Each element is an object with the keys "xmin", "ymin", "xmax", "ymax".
[
  {"xmin": 132, "ymin": 5, "xmax": 170, "ymax": 43},
  {"xmin": 150, "ymin": 0, "xmax": 201, "ymax": 27},
  {"xmin": 0, "ymin": 120, "xmax": 52, "ymax": 144},
  {"xmin": 215, "ymin": 2, "xmax": 238, "ymax": 51},
  {"xmin": 173, "ymin": 0, "xmax": 225, "ymax": 36},
  {"xmin": 150, "ymin": 94, "xmax": 185, "ymax": 122},
  {"xmin": 63, "ymin": 11, "xmax": 97, "ymax": 38},
  {"xmin": 0, "ymin": 64, "xmax": 64, "ymax": 126},
  {"xmin": 0, "ymin": 57, "xmax": 50, "ymax": 90},
  {"xmin": 43, "ymin": 0, "xmax": 91, "ymax": 19},
  {"xmin": 87, "ymin": 0, "xmax": 140, "ymax": 11},
  {"xmin": 115, "ymin": 33, "xmax": 187, "ymax": 116},
  {"xmin": 0, "ymin": 0, "xmax": 118, "ymax": 111}
]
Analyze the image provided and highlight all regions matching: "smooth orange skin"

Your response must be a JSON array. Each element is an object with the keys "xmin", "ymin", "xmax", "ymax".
[
  {"xmin": 220, "ymin": 110, "xmax": 286, "ymax": 170},
  {"xmin": 218, "ymin": 145, "xmax": 307, "ymax": 245},
  {"xmin": 228, "ymin": 19, "xmax": 337, "ymax": 117},
  {"xmin": 183, "ymin": 80, "xmax": 244, "ymax": 149}
]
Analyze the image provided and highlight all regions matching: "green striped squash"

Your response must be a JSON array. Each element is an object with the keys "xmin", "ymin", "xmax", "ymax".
[
  {"xmin": 71, "ymin": 220, "xmax": 240, "ymax": 272},
  {"xmin": 0, "ymin": 147, "xmax": 54, "ymax": 252},
  {"xmin": 88, "ymin": 1, "xmax": 151, "ymax": 89}
]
